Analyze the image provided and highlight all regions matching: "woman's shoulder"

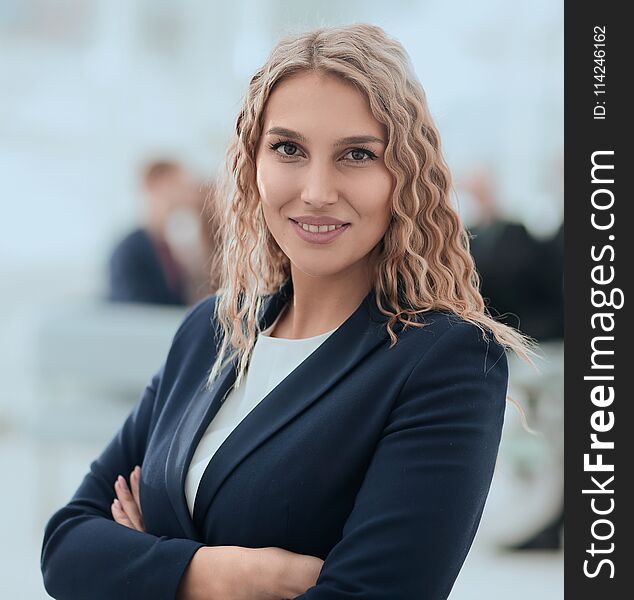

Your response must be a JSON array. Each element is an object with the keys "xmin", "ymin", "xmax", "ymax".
[
  {"xmin": 402, "ymin": 310, "xmax": 507, "ymax": 376},
  {"xmin": 401, "ymin": 308, "xmax": 495, "ymax": 341},
  {"xmin": 170, "ymin": 293, "xmax": 219, "ymax": 347},
  {"xmin": 156, "ymin": 294, "xmax": 220, "ymax": 389}
]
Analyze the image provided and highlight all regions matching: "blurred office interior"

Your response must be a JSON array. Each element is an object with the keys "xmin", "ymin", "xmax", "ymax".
[{"xmin": 0, "ymin": 1, "xmax": 563, "ymax": 598}]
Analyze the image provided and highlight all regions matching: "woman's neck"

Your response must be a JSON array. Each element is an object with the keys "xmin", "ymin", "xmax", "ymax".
[{"xmin": 270, "ymin": 258, "xmax": 376, "ymax": 340}]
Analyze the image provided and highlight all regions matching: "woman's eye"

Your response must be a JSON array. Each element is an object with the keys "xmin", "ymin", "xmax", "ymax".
[
  {"xmin": 270, "ymin": 142, "xmax": 301, "ymax": 158},
  {"xmin": 343, "ymin": 148, "xmax": 376, "ymax": 162}
]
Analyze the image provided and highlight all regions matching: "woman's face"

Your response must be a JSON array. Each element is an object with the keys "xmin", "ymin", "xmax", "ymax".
[{"xmin": 255, "ymin": 71, "xmax": 394, "ymax": 279}]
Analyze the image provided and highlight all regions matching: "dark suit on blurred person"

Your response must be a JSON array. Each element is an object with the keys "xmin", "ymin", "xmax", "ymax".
[
  {"xmin": 107, "ymin": 227, "xmax": 188, "ymax": 306},
  {"xmin": 469, "ymin": 220, "xmax": 563, "ymax": 342}
]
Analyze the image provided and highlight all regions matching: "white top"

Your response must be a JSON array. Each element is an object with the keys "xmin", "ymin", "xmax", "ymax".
[{"xmin": 184, "ymin": 310, "xmax": 339, "ymax": 518}]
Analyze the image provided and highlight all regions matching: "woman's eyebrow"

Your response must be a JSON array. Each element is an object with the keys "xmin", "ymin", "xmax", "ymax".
[{"xmin": 265, "ymin": 127, "xmax": 385, "ymax": 146}]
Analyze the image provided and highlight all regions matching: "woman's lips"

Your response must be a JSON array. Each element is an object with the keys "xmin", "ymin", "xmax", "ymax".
[{"xmin": 289, "ymin": 218, "xmax": 351, "ymax": 245}]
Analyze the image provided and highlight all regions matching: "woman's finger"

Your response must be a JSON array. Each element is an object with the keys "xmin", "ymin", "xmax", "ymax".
[
  {"xmin": 111, "ymin": 499, "xmax": 133, "ymax": 528},
  {"xmin": 114, "ymin": 475, "xmax": 144, "ymax": 531},
  {"xmin": 130, "ymin": 466, "xmax": 143, "ymax": 518},
  {"xmin": 130, "ymin": 467, "xmax": 145, "ymax": 531}
]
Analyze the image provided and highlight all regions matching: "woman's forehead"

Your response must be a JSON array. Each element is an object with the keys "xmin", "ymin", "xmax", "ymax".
[{"xmin": 261, "ymin": 72, "xmax": 385, "ymax": 142}]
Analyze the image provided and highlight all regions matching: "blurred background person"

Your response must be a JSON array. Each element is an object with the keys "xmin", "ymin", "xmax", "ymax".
[
  {"xmin": 106, "ymin": 160, "xmax": 202, "ymax": 306},
  {"xmin": 459, "ymin": 166, "xmax": 563, "ymax": 343},
  {"xmin": 457, "ymin": 164, "xmax": 564, "ymax": 552}
]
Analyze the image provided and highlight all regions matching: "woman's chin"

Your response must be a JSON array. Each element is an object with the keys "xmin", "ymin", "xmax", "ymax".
[{"xmin": 288, "ymin": 257, "xmax": 351, "ymax": 279}]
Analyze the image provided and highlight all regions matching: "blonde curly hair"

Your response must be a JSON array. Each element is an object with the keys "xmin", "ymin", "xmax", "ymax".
[{"xmin": 205, "ymin": 22, "xmax": 540, "ymax": 394}]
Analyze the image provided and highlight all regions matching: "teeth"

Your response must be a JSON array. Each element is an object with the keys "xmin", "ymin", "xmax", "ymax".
[{"xmin": 298, "ymin": 222, "xmax": 344, "ymax": 233}]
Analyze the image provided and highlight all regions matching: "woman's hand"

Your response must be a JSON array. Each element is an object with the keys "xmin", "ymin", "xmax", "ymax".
[
  {"xmin": 111, "ymin": 465, "xmax": 145, "ymax": 532},
  {"xmin": 178, "ymin": 546, "xmax": 324, "ymax": 600},
  {"xmin": 256, "ymin": 546, "xmax": 324, "ymax": 599}
]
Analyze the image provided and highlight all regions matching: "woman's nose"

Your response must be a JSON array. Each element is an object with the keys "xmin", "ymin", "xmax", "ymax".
[{"xmin": 299, "ymin": 162, "xmax": 340, "ymax": 207}]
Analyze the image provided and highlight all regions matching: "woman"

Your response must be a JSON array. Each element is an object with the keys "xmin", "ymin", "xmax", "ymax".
[{"xmin": 41, "ymin": 23, "xmax": 537, "ymax": 600}]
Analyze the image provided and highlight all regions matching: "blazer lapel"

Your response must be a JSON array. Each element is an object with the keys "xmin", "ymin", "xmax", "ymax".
[
  {"xmin": 165, "ymin": 277, "xmax": 393, "ymax": 539},
  {"xmin": 164, "ymin": 279, "xmax": 293, "ymax": 539}
]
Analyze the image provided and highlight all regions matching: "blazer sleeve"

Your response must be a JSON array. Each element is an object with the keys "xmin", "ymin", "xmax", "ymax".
[
  {"xmin": 40, "ymin": 302, "xmax": 210, "ymax": 600},
  {"xmin": 294, "ymin": 321, "xmax": 509, "ymax": 600}
]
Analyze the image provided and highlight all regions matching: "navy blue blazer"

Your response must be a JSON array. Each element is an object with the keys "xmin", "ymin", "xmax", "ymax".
[
  {"xmin": 41, "ymin": 277, "xmax": 509, "ymax": 599},
  {"xmin": 107, "ymin": 227, "xmax": 187, "ymax": 306}
]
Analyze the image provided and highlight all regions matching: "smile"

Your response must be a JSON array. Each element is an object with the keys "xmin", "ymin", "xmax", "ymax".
[
  {"xmin": 294, "ymin": 221, "xmax": 346, "ymax": 233},
  {"xmin": 289, "ymin": 218, "xmax": 351, "ymax": 244}
]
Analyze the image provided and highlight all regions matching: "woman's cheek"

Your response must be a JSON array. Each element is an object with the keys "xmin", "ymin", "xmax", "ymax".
[
  {"xmin": 258, "ymin": 168, "xmax": 296, "ymax": 212},
  {"xmin": 354, "ymin": 176, "xmax": 393, "ymax": 223}
]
